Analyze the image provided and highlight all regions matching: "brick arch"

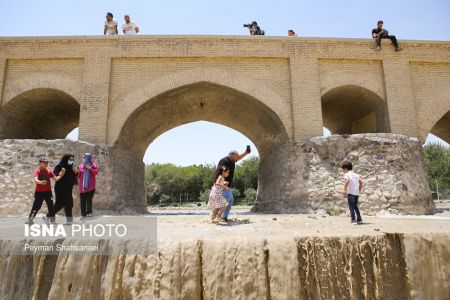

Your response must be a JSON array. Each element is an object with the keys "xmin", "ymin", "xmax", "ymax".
[
  {"xmin": 2, "ymin": 72, "xmax": 81, "ymax": 106},
  {"xmin": 321, "ymin": 84, "xmax": 390, "ymax": 134},
  {"xmin": 0, "ymin": 73, "xmax": 81, "ymax": 139},
  {"xmin": 320, "ymin": 72, "xmax": 385, "ymax": 101},
  {"xmin": 417, "ymin": 95, "xmax": 450, "ymax": 143},
  {"xmin": 107, "ymin": 67, "xmax": 292, "ymax": 146}
]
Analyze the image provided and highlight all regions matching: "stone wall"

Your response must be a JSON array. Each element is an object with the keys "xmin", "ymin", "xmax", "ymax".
[
  {"xmin": 0, "ymin": 139, "xmax": 114, "ymax": 216},
  {"xmin": 254, "ymin": 133, "xmax": 434, "ymax": 215},
  {"xmin": 0, "ymin": 134, "xmax": 434, "ymax": 216},
  {"xmin": 304, "ymin": 134, "xmax": 434, "ymax": 215}
]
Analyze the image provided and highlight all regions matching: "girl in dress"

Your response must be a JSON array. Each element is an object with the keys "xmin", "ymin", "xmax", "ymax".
[{"xmin": 207, "ymin": 166, "xmax": 230, "ymax": 223}]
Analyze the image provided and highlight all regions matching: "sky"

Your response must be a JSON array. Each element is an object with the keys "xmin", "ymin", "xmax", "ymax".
[{"xmin": 2, "ymin": 0, "xmax": 449, "ymax": 165}]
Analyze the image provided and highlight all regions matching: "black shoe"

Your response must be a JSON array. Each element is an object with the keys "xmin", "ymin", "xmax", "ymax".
[
  {"xmin": 42, "ymin": 216, "xmax": 50, "ymax": 225},
  {"xmin": 395, "ymin": 47, "xmax": 402, "ymax": 52}
]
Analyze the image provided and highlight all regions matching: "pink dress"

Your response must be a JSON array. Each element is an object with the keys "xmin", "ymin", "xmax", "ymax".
[{"xmin": 207, "ymin": 176, "xmax": 229, "ymax": 209}]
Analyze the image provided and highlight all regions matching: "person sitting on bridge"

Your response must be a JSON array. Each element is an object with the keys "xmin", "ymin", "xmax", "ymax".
[
  {"xmin": 372, "ymin": 20, "xmax": 401, "ymax": 51},
  {"xmin": 104, "ymin": 12, "xmax": 118, "ymax": 35},
  {"xmin": 244, "ymin": 21, "xmax": 265, "ymax": 35},
  {"xmin": 122, "ymin": 14, "xmax": 139, "ymax": 35},
  {"xmin": 288, "ymin": 29, "xmax": 298, "ymax": 37}
]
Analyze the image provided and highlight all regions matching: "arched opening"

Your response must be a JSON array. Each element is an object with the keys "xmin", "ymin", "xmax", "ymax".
[
  {"xmin": 321, "ymin": 85, "xmax": 390, "ymax": 134},
  {"xmin": 0, "ymin": 88, "xmax": 80, "ymax": 139},
  {"xmin": 111, "ymin": 82, "xmax": 290, "ymax": 212},
  {"xmin": 429, "ymin": 111, "xmax": 450, "ymax": 144},
  {"xmin": 143, "ymin": 121, "xmax": 260, "ymax": 209},
  {"xmin": 423, "ymin": 110, "xmax": 450, "ymax": 202}
]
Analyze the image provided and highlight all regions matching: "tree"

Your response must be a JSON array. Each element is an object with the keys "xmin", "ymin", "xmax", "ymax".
[
  {"xmin": 144, "ymin": 157, "xmax": 260, "ymax": 206},
  {"xmin": 423, "ymin": 143, "xmax": 450, "ymax": 193}
]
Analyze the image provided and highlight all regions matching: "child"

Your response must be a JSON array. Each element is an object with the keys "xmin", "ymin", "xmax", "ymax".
[
  {"xmin": 207, "ymin": 166, "xmax": 229, "ymax": 224},
  {"xmin": 26, "ymin": 156, "xmax": 66, "ymax": 225},
  {"xmin": 342, "ymin": 162, "xmax": 363, "ymax": 224},
  {"xmin": 77, "ymin": 153, "xmax": 99, "ymax": 217}
]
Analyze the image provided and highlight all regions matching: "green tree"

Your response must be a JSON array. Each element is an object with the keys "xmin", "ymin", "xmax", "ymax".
[
  {"xmin": 144, "ymin": 157, "xmax": 260, "ymax": 206},
  {"xmin": 423, "ymin": 143, "xmax": 450, "ymax": 192}
]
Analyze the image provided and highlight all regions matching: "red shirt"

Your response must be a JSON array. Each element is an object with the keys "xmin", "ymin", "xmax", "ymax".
[{"xmin": 34, "ymin": 168, "xmax": 55, "ymax": 192}]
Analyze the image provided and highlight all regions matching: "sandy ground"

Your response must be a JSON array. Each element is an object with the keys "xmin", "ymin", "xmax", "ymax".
[
  {"xmin": 154, "ymin": 211, "xmax": 450, "ymax": 240},
  {"xmin": 2, "ymin": 206, "xmax": 449, "ymax": 241}
]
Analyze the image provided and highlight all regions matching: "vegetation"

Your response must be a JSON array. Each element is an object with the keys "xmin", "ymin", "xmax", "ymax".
[
  {"xmin": 145, "ymin": 156, "xmax": 259, "ymax": 206},
  {"xmin": 423, "ymin": 143, "xmax": 450, "ymax": 199}
]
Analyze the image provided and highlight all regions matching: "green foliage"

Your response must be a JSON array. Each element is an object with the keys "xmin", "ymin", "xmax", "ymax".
[
  {"xmin": 144, "ymin": 156, "xmax": 259, "ymax": 206},
  {"xmin": 423, "ymin": 143, "xmax": 450, "ymax": 192}
]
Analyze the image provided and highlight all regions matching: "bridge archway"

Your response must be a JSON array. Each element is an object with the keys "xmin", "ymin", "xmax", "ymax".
[
  {"xmin": 0, "ymin": 87, "xmax": 80, "ymax": 139},
  {"xmin": 321, "ymin": 85, "xmax": 390, "ymax": 134},
  {"xmin": 429, "ymin": 111, "xmax": 450, "ymax": 144},
  {"xmin": 110, "ymin": 81, "xmax": 291, "ymax": 212}
]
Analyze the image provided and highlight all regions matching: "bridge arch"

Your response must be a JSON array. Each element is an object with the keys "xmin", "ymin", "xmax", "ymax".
[
  {"xmin": 0, "ymin": 74, "xmax": 81, "ymax": 139},
  {"xmin": 109, "ymin": 78, "xmax": 292, "ymax": 212},
  {"xmin": 107, "ymin": 67, "xmax": 293, "ymax": 146},
  {"xmin": 321, "ymin": 85, "xmax": 390, "ymax": 134},
  {"xmin": 417, "ymin": 95, "xmax": 450, "ymax": 144}
]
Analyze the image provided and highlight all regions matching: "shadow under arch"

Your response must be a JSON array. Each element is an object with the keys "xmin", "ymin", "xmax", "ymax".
[
  {"xmin": 321, "ymin": 85, "xmax": 390, "ymax": 134},
  {"xmin": 0, "ymin": 88, "xmax": 80, "ymax": 139},
  {"xmin": 110, "ymin": 82, "xmax": 292, "ymax": 213},
  {"xmin": 429, "ymin": 111, "xmax": 450, "ymax": 144}
]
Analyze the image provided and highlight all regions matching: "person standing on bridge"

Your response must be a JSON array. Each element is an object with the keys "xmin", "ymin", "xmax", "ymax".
[
  {"xmin": 104, "ymin": 12, "xmax": 118, "ymax": 35},
  {"xmin": 122, "ymin": 14, "xmax": 139, "ymax": 35},
  {"xmin": 288, "ymin": 29, "xmax": 298, "ymax": 37},
  {"xmin": 215, "ymin": 147, "xmax": 251, "ymax": 222},
  {"xmin": 372, "ymin": 20, "xmax": 401, "ymax": 51}
]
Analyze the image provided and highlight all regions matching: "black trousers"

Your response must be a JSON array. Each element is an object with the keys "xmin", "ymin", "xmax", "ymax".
[
  {"xmin": 347, "ymin": 194, "xmax": 362, "ymax": 222},
  {"xmin": 375, "ymin": 34, "xmax": 399, "ymax": 48},
  {"xmin": 29, "ymin": 191, "xmax": 55, "ymax": 219},
  {"xmin": 80, "ymin": 190, "xmax": 95, "ymax": 216},
  {"xmin": 49, "ymin": 187, "xmax": 73, "ymax": 219}
]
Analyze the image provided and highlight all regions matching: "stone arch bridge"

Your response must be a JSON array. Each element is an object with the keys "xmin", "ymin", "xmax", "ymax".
[{"xmin": 0, "ymin": 36, "xmax": 448, "ymax": 214}]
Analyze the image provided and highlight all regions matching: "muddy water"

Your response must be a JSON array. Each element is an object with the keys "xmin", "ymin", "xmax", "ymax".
[{"xmin": 0, "ymin": 216, "xmax": 449, "ymax": 299}]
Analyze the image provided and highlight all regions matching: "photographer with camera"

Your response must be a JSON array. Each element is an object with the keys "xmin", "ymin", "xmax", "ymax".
[
  {"xmin": 243, "ymin": 21, "xmax": 265, "ymax": 35},
  {"xmin": 372, "ymin": 20, "xmax": 401, "ymax": 51}
]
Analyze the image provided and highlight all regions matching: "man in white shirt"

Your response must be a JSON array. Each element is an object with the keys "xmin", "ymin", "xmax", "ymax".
[
  {"xmin": 122, "ymin": 15, "xmax": 139, "ymax": 35},
  {"xmin": 104, "ymin": 12, "xmax": 118, "ymax": 35},
  {"xmin": 342, "ymin": 162, "xmax": 363, "ymax": 224}
]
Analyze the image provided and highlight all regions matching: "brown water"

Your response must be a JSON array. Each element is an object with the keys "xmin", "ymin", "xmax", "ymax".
[{"xmin": 0, "ymin": 215, "xmax": 449, "ymax": 299}]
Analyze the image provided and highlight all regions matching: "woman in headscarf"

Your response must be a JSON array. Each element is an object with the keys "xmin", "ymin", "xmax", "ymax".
[
  {"xmin": 77, "ymin": 153, "xmax": 99, "ymax": 217},
  {"xmin": 49, "ymin": 153, "xmax": 78, "ymax": 224}
]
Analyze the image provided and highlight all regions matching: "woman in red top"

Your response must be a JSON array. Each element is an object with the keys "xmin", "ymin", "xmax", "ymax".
[{"xmin": 26, "ymin": 156, "xmax": 65, "ymax": 225}]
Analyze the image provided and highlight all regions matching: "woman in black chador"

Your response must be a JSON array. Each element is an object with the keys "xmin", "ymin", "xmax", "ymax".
[{"xmin": 49, "ymin": 153, "xmax": 78, "ymax": 224}]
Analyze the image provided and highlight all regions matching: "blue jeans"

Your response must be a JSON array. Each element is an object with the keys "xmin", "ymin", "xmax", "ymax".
[
  {"xmin": 221, "ymin": 189, "xmax": 234, "ymax": 219},
  {"xmin": 348, "ymin": 194, "xmax": 362, "ymax": 222}
]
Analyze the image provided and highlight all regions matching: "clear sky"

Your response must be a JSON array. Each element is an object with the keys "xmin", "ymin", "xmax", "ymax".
[{"xmin": 2, "ymin": 0, "xmax": 449, "ymax": 165}]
